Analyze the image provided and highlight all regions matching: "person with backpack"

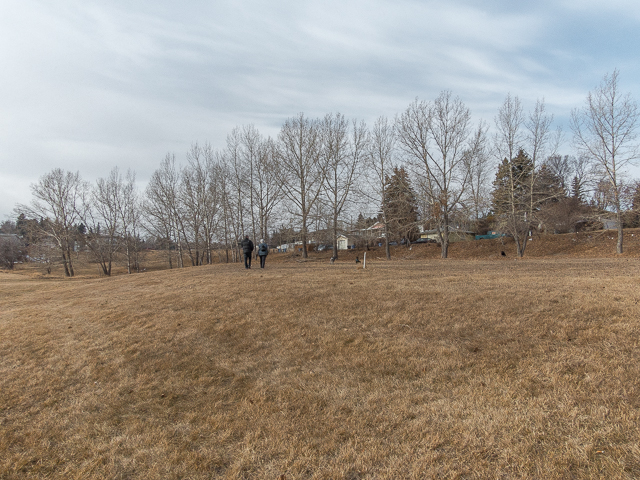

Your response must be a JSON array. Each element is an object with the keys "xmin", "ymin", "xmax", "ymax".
[{"xmin": 257, "ymin": 239, "xmax": 269, "ymax": 268}]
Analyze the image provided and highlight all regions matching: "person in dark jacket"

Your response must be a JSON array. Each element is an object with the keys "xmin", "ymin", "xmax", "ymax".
[
  {"xmin": 241, "ymin": 235, "xmax": 254, "ymax": 269},
  {"xmin": 257, "ymin": 239, "xmax": 268, "ymax": 268}
]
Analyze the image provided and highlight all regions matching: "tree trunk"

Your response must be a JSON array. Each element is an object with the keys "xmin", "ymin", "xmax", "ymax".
[
  {"xmin": 384, "ymin": 222, "xmax": 391, "ymax": 260},
  {"xmin": 441, "ymin": 229, "xmax": 449, "ymax": 259},
  {"xmin": 62, "ymin": 251, "xmax": 71, "ymax": 277},
  {"xmin": 126, "ymin": 243, "xmax": 132, "ymax": 274},
  {"xmin": 617, "ymin": 210, "xmax": 624, "ymax": 254},
  {"xmin": 441, "ymin": 212, "xmax": 450, "ymax": 259},
  {"xmin": 301, "ymin": 227, "xmax": 308, "ymax": 258},
  {"xmin": 332, "ymin": 213, "xmax": 338, "ymax": 260},
  {"xmin": 66, "ymin": 246, "xmax": 75, "ymax": 276}
]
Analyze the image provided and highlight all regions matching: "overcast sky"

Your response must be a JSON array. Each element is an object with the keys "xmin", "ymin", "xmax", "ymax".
[{"xmin": 2, "ymin": 0, "xmax": 640, "ymax": 220}]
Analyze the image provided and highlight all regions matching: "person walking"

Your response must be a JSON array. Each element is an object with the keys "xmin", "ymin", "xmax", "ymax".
[
  {"xmin": 241, "ymin": 235, "xmax": 254, "ymax": 269},
  {"xmin": 257, "ymin": 239, "xmax": 269, "ymax": 268}
]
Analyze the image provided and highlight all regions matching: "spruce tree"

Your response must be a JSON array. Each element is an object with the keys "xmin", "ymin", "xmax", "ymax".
[
  {"xmin": 490, "ymin": 149, "xmax": 534, "ymax": 256},
  {"xmin": 382, "ymin": 167, "xmax": 419, "ymax": 242}
]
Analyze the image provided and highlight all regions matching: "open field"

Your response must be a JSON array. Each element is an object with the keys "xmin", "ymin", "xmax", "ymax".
[
  {"xmin": 2, "ymin": 249, "xmax": 640, "ymax": 478},
  {"xmin": 10, "ymin": 228, "xmax": 640, "ymax": 280}
]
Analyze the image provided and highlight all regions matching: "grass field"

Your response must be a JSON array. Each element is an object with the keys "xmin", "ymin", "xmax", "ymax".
[{"xmin": 2, "ymin": 239, "xmax": 640, "ymax": 478}]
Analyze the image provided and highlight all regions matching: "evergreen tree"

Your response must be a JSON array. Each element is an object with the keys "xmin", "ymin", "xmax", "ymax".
[
  {"xmin": 570, "ymin": 175, "xmax": 584, "ymax": 202},
  {"xmin": 631, "ymin": 182, "xmax": 640, "ymax": 211},
  {"xmin": 626, "ymin": 181, "xmax": 640, "ymax": 227},
  {"xmin": 491, "ymin": 149, "xmax": 534, "ymax": 217},
  {"xmin": 490, "ymin": 149, "xmax": 534, "ymax": 256},
  {"xmin": 534, "ymin": 163, "xmax": 565, "ymax": 207},
  {"xmin": 382, "ymin": 167, "xmax": 419, "ymax": 242}
]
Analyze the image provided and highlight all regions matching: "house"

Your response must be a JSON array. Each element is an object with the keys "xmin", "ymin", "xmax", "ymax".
[
  {"xmin": 276, "ymin": 243, "xmax": 295, "ymax": 253},
  {"xmin": 367, "ymin": 222, "xmax": 385, "ymax": 237},
  {"xmin": 419, "ymin": 227, "xmax": 476, "ymax": 242},
  {"xmin": 0, "ymin": 233, "xmax": 21, "ymax": 241}
]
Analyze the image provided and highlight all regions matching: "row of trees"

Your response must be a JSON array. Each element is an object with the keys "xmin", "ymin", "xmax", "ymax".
[
  {"xmin": 489, "ymin": 71, "xmax": 640, "ymax": 256},
  {"xmin": 7, "ymin": 70, "xmax": 640, "ymax": 274}
]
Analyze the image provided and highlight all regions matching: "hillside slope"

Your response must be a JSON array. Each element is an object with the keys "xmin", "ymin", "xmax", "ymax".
[{"xmin": 289, "ymin": 229, "xmax": 640, "ymax": 263}]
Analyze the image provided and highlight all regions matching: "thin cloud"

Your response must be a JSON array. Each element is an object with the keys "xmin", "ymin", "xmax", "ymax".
[{"xmin": 2, "ymin": 0, "xmax": 640, "ymax": 218}]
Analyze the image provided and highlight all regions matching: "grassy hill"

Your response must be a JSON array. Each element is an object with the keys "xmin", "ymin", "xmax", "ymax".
[{"xmin": 1, "ymin": 233, "xmax": 640, "ymax": 478}]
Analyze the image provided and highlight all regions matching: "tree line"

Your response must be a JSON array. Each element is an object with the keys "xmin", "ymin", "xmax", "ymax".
[{"xmin": 3, "ymin": 70, "xmax": 640, "ymax": 274}]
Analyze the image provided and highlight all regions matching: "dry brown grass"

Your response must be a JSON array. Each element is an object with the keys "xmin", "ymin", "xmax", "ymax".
[{"xmin": 2, "ymin": 246, "xmax": 640, "ymax": 478}]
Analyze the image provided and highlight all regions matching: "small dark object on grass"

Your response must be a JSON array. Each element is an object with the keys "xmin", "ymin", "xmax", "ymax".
[
  {"xmin": 501, "ymin": 251, "xmax": 506, "ymax": 257},
  {"xmin": 355, "ymin": 256, "xmax": 361, "ymax": 263},
  {"xmin": 330, "ymin": 257, "xmax": 336, "ymax": 264}
]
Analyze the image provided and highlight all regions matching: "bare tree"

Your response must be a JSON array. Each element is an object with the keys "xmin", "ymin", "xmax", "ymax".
[
  {"xmin": 84, "ymin": 167, "xmax": 142, "ymax": 275},
  {"xmin": 224, "ymin": 127, "xmax": 250, "ymax": 253},
  {"xmin": 545, "ymin": 154, "xmax": 573, "ymax": 191},
  {"xmin": 0, "ymin": 220, "xmax": 17, "ymax": 234},
  {"xmin": 117, "ymin": 169, "xmax": 143, "ymax": 273},
  {"xmin": 240, "ymin": 125, "xmax": 262, "ymax": 248},
  {"xmin": 494, "ymin": 93, "xmax": 525, "ymax": 166},
  {"xmin": 252, "ymin": 137, "xmax": 283, "ymax": 243},
  {"xmin": 17, "ymin": 169, "xmax": 88, "ymax": 276},
  {"xmin": 462, "ymin": 120, "xmax": 492, "ymax": 227},
  {"xmin": 199, "ymin": 144, "xmax": 222, "ymax": 265},
  {"xmin": 545, "ymin": 154, "xmax": 593, "ymax": 202},
  {"xmin": 215, "ymin": 156, "xmax": 237, "ymax": 263},
  {"xmin": 180, "ymin": 143, "xmax": 212, "ymax": 266},
  {"xmin": 321, "ymin": 113, "xmax": 367, "ymax": 259},
  {"xmin": 364, "ymin": 116, "xmax": 396, "ymax": 259},
  {"xmin": 0, "ymin": 235, "xmax": 25, "ymax": 270},
  {"xmin": 492, "ymin": 94, "xmax": 531, "ymax": 257},
  {"xmin": 525, "ymin": 99, "xmax": 555, "ymax": 171},
  {"xmin": 570, "ymin": 69, "xmax": 640, "ymax": 253},
  {"xmin": 397, "ymin": 91, "xmax": 472, "ymax": 258},
  {"xmin": 86, "ymin": 168, "xmax": 124, "ymax": 276},
  {"xmin": 276, "ymin": 113, "xmax": 326, "ymax": 259},
  {"xmin": 525, "ymin": 98, "xmax": 562, "ymax": 236},
  {"xmin": 144, "ymin": 154, "xmax": 184, "ymax": 268}
]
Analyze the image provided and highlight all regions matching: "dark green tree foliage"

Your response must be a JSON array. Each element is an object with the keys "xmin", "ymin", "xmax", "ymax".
[
  {"xmin": 534, "ymin": 163, "xmax": 592, "ymax": 234},
  {"xmin": 355, "ymin": 213, "xmax": 377, "ymax": 230},
  {"xmin": 491, "ymin": 149, "xmax": 534, "ymax": 256},
  {"xmin": 571, "ymin": 176, "xmax": 584, "ymax": 202},
  {"xmin": 625, "ymin": 181, "xmax": 640, "ymax": 227},
  {"xmin": 382, "ymin": 167, "xmax": 419, "ymax": 241},
  {"xmin": 15, "ymin": 214, "xmax": 41, "ymax": 242},
  {"xmin": 534, "ymin": 163, "xmax": 565, "ymax": 206},
  {"xmin": 491, "ymin": 149, "xmax": 533, "ymax": 216},
  {"xmin": 631, "ymin": 182, "xmax": 640, "ymax": 211}
]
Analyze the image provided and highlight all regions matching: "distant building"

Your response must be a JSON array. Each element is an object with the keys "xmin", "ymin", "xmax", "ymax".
[
  {"xmin": 419, "ymin": 226, "xmax": 476, "ymax": 242},
  {"xmin": 337, "ymin": 235, "xmax": 355, "ymax": 250}
]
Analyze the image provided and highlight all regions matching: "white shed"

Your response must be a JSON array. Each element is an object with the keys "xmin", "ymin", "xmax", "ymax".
[{"xmin": 337, "ymin": 235, "xmax": 354, "ymax": 250}]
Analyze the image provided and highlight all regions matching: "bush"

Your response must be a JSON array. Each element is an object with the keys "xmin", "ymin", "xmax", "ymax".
[{"xmin": 0, "ymin": 235, "xmax": 26, "ymax": 269}]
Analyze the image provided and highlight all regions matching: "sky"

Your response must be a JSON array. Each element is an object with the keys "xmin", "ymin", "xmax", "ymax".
[{"xmin": 2, "ymin": 0, "xmax": 640, "ymax": 220}]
